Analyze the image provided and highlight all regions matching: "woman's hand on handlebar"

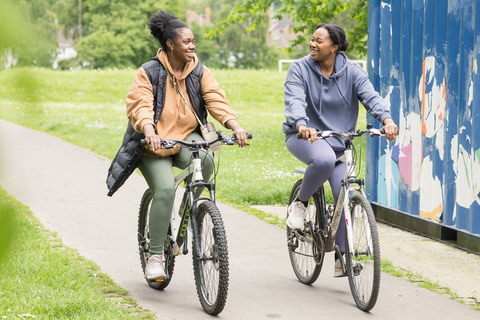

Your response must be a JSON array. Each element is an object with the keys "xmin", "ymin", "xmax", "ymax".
[
  {"xmin": 382, "ymin": 118, "xmax": 398, "ymax": 142},
  {"xmin": 298, "ymin": 125, "xmax": 318, "ymax": 143},
  {"xmin": 233, "ymin": 129, "xmax": 249, "ymax": 148},
  {"xmin": 143, "ymin": 124, "xmax": 162, "ymax": 153},
  {"xmin": 226, "ymin": 119, "xmax": 249, "ymax": 148}
]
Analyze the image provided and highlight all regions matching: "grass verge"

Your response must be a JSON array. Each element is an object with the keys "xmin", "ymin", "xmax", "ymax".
[
  {"xmin": 381, "ymin": 259, "xmax": 480, "ymax": 310},
  {"xmin": 0, "ymin": 186, "xmax": 155, "ymax": 319}
]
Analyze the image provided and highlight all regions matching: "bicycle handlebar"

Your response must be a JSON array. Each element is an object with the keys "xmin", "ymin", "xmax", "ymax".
[
  {"xmin": 159, "ymin": 131, "xmax": 252, "ymax": 150},
  {"xmin": 296, "ymin": 127, "xmax": 385, "ymax": 141}
]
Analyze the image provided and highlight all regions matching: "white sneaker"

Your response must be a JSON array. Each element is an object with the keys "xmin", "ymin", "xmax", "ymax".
[
  {"xmin": 334, "ymin": 258, "xmax": 346, "ymax": 277},
  {"xmin": 286, "ymin": 201, "xmax": 307, "ymax": 229},
  {"xmin": 145, "ymin": 254, "xmax": 167, "ymax": 280}
]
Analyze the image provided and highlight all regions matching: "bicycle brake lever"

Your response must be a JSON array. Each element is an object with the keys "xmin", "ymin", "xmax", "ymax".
[
  {"xmin": 369, "ymin": 128, "xmax": 383, "ymax": 136},
  {"xmin": 162, "ymin": 141, "xmax": 176, "ymax": 149}
]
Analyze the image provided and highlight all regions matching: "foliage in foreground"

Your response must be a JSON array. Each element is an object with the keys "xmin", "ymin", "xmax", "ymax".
[{"xmin": 0, "ymin": 186, "xmax": 155, "ymax": 319}]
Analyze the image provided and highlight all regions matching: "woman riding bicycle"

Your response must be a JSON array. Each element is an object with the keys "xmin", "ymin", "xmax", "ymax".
[
  {"xmin": 283, "ymin": 23, "xmax": 397, "ymax": 277},
  {"xmin": 109, "ymin": 10, "xmax": 248, "ymax": 281}
]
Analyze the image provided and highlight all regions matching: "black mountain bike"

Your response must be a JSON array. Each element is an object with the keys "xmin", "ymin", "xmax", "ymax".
[{"xmin": 137, "ymin": 131, "xmax": 251, "ymax": 315}]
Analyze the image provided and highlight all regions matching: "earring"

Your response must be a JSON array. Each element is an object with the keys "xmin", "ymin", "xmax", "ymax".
[{"xmin": 170, "ymin": 48, "xmax": 174, "ymax": 56}]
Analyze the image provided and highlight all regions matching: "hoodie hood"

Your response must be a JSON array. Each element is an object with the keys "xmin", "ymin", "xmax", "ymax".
[
  {"xmin": 157, "ymin": 48, "xmax": 198, "ymax": 80},
  {"xmin": 305, "ymin": 52, "xmax": 348, "ymax": 79}
]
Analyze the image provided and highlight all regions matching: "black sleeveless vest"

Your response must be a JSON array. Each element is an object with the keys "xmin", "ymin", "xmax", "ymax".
[{"xmin": 106, "ymin": 57, "xmax": 206, "ymax": 196}]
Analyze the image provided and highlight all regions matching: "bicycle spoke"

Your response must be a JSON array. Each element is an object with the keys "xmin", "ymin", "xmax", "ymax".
[
  {"xmin": 199, "ymin": 214, "xmax": 219, "ymax": 303},
  {"xmin": 192, "ymin": 201, "xmax": 228, "ymax": 315},
  {"xmin": 346, "ymin": 194, "xmax": 380, "ymax": 312},
  {"xmin": 137, "ymin": 189, "xmax": 175, "ymax": 290},
  {"xmin": 287, "ymin": 180, "xmax": 325, "ymax": 284}
]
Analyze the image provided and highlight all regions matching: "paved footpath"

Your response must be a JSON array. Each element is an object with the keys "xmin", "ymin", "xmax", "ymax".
[{"xmin": 0, "ymin": 119, "xmax": 479, "ymax": 319}]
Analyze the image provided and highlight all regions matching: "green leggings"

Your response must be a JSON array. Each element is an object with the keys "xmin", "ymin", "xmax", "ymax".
[{"xmin": 138, "ymin": 132, "xmax": 214, "ymax": 255}]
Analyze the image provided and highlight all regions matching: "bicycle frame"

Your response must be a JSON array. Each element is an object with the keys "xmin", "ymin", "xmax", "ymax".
[
  {"xmin": 331, "ymin": 142, "xmax": 372, "ymax": 256},
  {"xmin": 169, "ymin": 149, "xmax": 216, "ymax": 259},
  {"xmin": 294, "ymin": 129, "xmax": 382, "ymax": 254}
]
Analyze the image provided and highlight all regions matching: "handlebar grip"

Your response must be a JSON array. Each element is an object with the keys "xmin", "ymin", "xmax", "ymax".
[
  {"xmin": 296, "ymin": 132, "xmax": 303, "ymax": 139},
  {"xmin": 233, "ymin": 133, "xmax": 253, "ymax": 140},
  {"xmin": 380, "ymin": 128, "xmax": 385, "ymax": 134}
]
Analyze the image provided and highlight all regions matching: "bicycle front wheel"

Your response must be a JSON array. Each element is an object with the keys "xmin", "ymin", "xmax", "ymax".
[
  {"xmin": 192, "ymin": 201, "xmax": 229, "ymax": 315},
  {"xmin": 287, "ymin": 179, "xmax": 325, "ymax": 285},
  {"xmin": 345, "ymin": 194, "xmax": 381, "ymax": 312},
  {"xmin": 138, "ymin": 189, "xmax": 175, "ymax": 290}
]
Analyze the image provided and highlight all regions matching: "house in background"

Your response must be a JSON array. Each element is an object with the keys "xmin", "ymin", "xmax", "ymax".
[
  {"xmin": 53, "ymin": 29, "xmax": 77, "ymax": 69},
  {"xmin": 267, "ymin": 15, "xmax": 296, "ymax": 48},
  {"xmin": 186, "ymin": 7, "xmax": 213, "ymax": 27}
]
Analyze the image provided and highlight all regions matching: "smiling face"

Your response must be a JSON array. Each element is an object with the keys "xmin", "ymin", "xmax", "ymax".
[
  {"xmin": 309, "ymin": 27, "xmax": 338, "ymax": 62},
  {"xmin": 169, "ymin": 28, "xmax": 196, "ymax": 63}
]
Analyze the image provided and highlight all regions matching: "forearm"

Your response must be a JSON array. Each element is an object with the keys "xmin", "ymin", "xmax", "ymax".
[{"xmin": 225, "ymin": 119, "xmax": 242, "ymax": 132}]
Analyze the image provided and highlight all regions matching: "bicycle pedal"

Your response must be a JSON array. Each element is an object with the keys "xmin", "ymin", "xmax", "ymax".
[{"xmin": 173, "ymin": 244, "xmax": 182, "ymax": 256}]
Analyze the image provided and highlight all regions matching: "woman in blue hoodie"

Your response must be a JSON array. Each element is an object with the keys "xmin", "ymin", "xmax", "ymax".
[{"xmin": 283, "ymin": 23, "xmax": 397, "ymax": 277}]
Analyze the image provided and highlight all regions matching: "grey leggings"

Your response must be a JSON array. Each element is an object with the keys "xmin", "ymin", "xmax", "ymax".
[
  {"xmin": 138, "ymin": 132, "xmax": 214, "ymax": 255},
  {"xmin": 286, "ymin": 135, "xmax": 348, "ymax": 251}
]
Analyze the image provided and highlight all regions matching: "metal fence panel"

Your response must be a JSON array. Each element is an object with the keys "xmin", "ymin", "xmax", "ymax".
[{"xmin": 366, "ymin": 0, "xmax": 480, "ymax": 236}]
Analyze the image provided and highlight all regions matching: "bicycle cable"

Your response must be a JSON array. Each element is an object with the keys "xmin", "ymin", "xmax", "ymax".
[{"xmin": 353, "ymin": 134, "xmax": 366, "ymax": 178}]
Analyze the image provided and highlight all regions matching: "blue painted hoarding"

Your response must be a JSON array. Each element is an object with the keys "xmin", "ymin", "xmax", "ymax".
[{"xmin": 366, "ymin": 0, "xmax": 480, "ymax": 236}]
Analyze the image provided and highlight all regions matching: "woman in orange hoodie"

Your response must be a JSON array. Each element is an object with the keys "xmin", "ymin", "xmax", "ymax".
[{"xmin": 128, "ymin": 10, "xmax": 248, "ymax": 280}]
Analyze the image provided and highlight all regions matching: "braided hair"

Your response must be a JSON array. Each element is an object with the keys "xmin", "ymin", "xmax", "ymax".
[
  {"xmin": 315, "ymin": 23, "xmax": 349, "ymax": 53},
  {"xmin": 148, "ymin": 11, "xmax": 189, "ymax": 50}
]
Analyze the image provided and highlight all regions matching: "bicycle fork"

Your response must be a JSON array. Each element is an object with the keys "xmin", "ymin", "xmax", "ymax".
[{"xmin": 343, "ymin": 182, "xmax": 373, "ymax": 257}]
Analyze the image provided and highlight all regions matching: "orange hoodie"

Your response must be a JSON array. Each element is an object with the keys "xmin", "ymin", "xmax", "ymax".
[{"xmin": 126, "ymin": 49, "xmax": 237, "ymax": 157}]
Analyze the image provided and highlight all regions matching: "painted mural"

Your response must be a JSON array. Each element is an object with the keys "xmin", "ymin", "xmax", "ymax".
[{"xmin": 366, "ymin": 0, "xmax": 480, "ymax": 235}]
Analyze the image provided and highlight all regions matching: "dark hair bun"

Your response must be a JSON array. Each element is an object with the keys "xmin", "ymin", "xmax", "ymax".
[
  {"xmin": 340, "ymin": 39, "xmax": 350, "ymax": 52},
  {"xmin": 148, "ymin": 10, "xmax": 188, "ymax": 49}
]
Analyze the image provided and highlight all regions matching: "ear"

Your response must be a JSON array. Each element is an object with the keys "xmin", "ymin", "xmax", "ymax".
[
  {"xmin": 166, "ymin": 39, "xmax": 174, "ymax": 51},
  {"xmin": 331, "ymin": 44, "xmax": 339, "ymax": 54}
]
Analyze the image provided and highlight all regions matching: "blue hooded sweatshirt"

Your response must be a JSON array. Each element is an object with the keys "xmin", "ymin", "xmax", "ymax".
[{"xmin": 283, "ymin": 52, "xmax": 392, "ymax": 150}]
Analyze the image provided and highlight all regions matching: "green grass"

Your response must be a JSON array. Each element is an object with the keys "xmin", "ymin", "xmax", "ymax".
[
  {"xmin": 0, "ymin": 67, "xmax": 367, "ymax": 206},
  {"xmin": 381, "ymin": 259, "xmax": 480, "ymax": 310},
  {"xmin": 0, "ymin": 186, "xmax": 155, "ymax": 320}
]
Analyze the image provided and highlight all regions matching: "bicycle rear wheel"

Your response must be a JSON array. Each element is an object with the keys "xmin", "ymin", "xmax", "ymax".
[
  {"xmin": 344, "ymin": 194, "xmax": 381, "ymax": 311},
  {"xmin": 138, "ymin": 189, "xmax": 175, "ymax": 290},
  {"xmin": 192, "ymin": 200, "xmax": 229, "ymax": 315},
  {"xmin": 287, "ymin": 179, "xmax": 325, "ymax": 285}
]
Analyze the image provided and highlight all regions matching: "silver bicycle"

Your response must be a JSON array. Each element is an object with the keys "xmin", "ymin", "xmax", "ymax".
[{"xmin": 287, "ymin": 126, "xmax": 384, "ymax": 312}]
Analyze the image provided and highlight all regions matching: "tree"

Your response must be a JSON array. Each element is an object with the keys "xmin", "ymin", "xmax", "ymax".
[
  {"xmin": 190, "ymin": 0, "xmax": 279, "ymax": 69},
  {"xmin": 209, "ymin": 0, "xmax": 368, "ymax": 57},
  {"xmin": 3, "ymin": 0, "xmax": 60, "ymax": 67},
  {"xmin": 75, "ymin": 0, "xmax": 187, "ymax": 68}
]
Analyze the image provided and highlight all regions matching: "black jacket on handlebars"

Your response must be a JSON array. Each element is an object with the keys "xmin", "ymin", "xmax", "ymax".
[{"xmin": 106, "ymin": 57, "xmax": 206, "ymax": 196}]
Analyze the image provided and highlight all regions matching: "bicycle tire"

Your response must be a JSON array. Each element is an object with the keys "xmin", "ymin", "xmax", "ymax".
[
  {"xmin": 137, "ymin": 189, "xmax": 175, "ymax": 290},
  {"xmin": 344, "ymin": 194, "xmax": 381, "ymax": 312},
  {"xmin": 192, "ymin": 200, "xmax": 229, "ymax": 315},
  {"xmin": 286, "ymin": 179, "xmax": 325, "ymax": 285}
]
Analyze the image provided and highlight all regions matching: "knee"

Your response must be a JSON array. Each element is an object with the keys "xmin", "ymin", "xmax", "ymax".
[
  {"xmin": 151, "ymin": 185, "xmax": 175, "ymax": 202},
  {"xmin": 308, "ymin": 153, "xmax": 336, "ymax": 172}
]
